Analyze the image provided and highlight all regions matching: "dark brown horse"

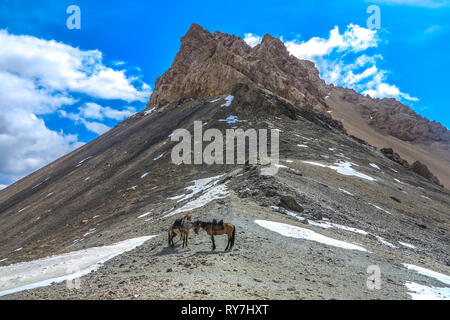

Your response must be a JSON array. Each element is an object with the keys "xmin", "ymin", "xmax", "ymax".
[
  {"xmin": 168, "ymin": 214, "xmax": 194, "ymax": 248},
  {"xmin": 194, "ymin": 220, "xmax": 236, "ymax": 251}
]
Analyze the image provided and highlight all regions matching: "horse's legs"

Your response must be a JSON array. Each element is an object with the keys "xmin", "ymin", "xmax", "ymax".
[
  {"xmin": 168, "ymin": 230, "xmax": 171, "ymax": 247},
  {"xmin": 180, "ymin": 233, "xmax": 183, "ymax": 248},
  {"xmin": 225, "ymin": 231, "xmax": 230, "ymax": 251},
  {"xmin": 169, "ymin": 230, "xmax": 174, "ymax": 247},
  {"xmin": 211, "ymin": 234, "xmax": 216, "ymax": 251},
  {"xmin": 170, "ymin": 232, "xmax": 177, "ymax": 248}
]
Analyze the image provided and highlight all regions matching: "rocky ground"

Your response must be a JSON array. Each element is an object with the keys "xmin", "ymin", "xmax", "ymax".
[
  {"xmin": 2, "ymin": 188, "xmax": 448, "ymax": 300},
  {"xmin": 2, "ymin": 133, "xmax": 449, "ymax": 299}
]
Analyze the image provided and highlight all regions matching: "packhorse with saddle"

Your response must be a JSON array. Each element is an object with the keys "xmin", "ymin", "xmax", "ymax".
[{"xmin": 168, "ymin": 214, "xmax": 236, "ymax": 251}]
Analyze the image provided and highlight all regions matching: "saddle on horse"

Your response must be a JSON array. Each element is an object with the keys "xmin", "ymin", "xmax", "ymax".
[
  {"xmin": 212, "ymin": 219, "xmax": 224, "ymax": 231},
  {"xmin": 173, "ymin": 218, "xmax": 185, "ymax": 228}
]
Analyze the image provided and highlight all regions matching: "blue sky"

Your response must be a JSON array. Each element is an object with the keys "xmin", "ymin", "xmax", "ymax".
[{"xmin": 0, "ymin": 0, "xmax": 449, "ymax": 187}]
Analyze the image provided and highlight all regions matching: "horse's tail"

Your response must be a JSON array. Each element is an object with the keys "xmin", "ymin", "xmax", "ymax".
[{"xmin": 230, "ymin": 225, "xmax": 236, "ymax": 249}]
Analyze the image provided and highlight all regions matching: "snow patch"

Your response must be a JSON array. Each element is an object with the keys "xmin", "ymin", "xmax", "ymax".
[
  {"xmin": 0, "ymin": 235, "xmax": 157, "ymax": 297},
  {"xmin": 18, "ymin": 206, "xmax": 29, "ymax": 213},
  {"xmin": 163, "ymin": 183, "xmax": 229, "ymax": 218},
  {"xmin": 403, "ymin": 264, "xmax": 450, "ymax": 286},
  {"xmin": 138, "ymin": 210, "xmax": 153, "ymax": 219},
  {"xmin": 296, "ymin": 135, "xmax": 312, "ymax": 141},
  {"xmin": 169, "ymin": 175, "xmax": 224, "ymax": 203},
  {"xmin": 339, "ymin": 188, "xmax": 353, "ymax": 196},
  {"xmin": 144, "ymin": 107, "xmax": 156, "ymax": 115},
  {"xmin": 399, "ymin": 242, "xmax": 416, "ymax": 250},
  {"xmin": 303, "ymin": 161, "xmax": 376, "ymax": 181},
  {"xmin": 297, "ymin": 144, "xmax": 308, "ymax": 148},
  {"xmin": 76, "ymin": 157, "xmax": 92, "ymax": 167},
  {"xmin": 405, "ymin": 282, "xmax": 450, "ymax": 300},
  {"xmin": 218, "ymin": 115, "xmax": 246, "ymax": 124},
  {"xmin": 220, "ymin": 95, "xmax": 234, "ymax": 107},
  {"xmin": 153, "ymin": 152, "xmax": 165, "ymax": 160},
  {"xmin": 140, "ymin": 173, "xmax": 148, "ymax": 179},
  {"xmin": 285, "ymin": 210, "xmax": 368, "ymax": 236},
  {"xmin": 167, "ymin": 194, "xmax": 186, "ymax": 201},
  {"xmin": 32, "ymin": 177, "xmax": 50, "ymax": 189},
  {"xmin": 369, "ymin": 203, "xmax": 392, "ymax": 215},
  {"xmin": 83, "ymin": 228, "xmax": 96, "ymax": 237},
  {"xmin": 369, "ymin": 163, "xmax": 380, "ymax": 169},
  {"xmin": 255, "ymin": 220, "xmax": 367, "ymax": 252},
  {"xmin": 374, "ymin": 235, "xmax": 398, "ymax": 249}
]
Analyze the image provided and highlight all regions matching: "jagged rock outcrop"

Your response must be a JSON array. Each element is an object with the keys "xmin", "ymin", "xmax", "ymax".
[
  {"xmin": 150, "ymin": 23, "xmax": 449, "ymax": 147},
  {"xmin": 410, "ymin": 161, "xmax": 442, "ymax": 187},
  {"xmin": 148, "ymin": 23, "xmax": 328, "ymax": 110},
  {"xmin": 380, "ymin": 147, "xmax": 409, "ymax": 167},
  {"xmin": 332, "ymin": 87, "xmax": 450, "ymax": 144},
  {"xmin": 147, "ymin": 23, "xmax": 448, "ymax": 188}
]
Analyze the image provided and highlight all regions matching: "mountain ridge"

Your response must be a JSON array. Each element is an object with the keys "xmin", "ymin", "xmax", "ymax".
[{"xmin": 147, "ymin": 23, "xmax": 449, "ymax": 187}]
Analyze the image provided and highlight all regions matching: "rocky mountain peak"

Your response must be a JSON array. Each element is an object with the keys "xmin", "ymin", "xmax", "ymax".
[
  {"xmin": 255, "ymin": 33, "xmax": 290, "ymax": 59},
  {"xmin": 148, "ymin": 23, "xmax": 327, "ymax": 109}
]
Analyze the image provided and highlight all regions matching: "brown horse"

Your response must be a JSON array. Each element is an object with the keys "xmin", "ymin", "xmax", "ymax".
[
  {"xmin": 168, "ymin": 215, "xmax": 194, "ymax": 248},
  {"xmin": 194, "ymin": 220, "xmax": 236, "ymax": 251}
]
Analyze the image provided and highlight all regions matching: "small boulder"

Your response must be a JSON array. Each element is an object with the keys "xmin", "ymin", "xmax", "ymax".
[
  {"xmin": 279, "ymin": 195, "xmax": 304, "ymax": 213},
  {"xmin": 380, "ymin": 148, "xmax": 409, "ymax": 167}
]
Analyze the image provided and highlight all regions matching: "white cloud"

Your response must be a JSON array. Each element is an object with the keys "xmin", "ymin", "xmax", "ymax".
[
  {"xmin": 0, "ymin": 109, "xmax": 84, "ymax": 184},
  {"xmin": 284, "ymin": 24, "xmax": 379, "ymax": 60},
  {"xmin": 0, "ymin": 30, "xmax": 150, "ymax": 187},
  {"xmin": 59, "ymin": 102, "xmax": 137, "ymax": 135},
  {"xmin": 80, "ymin": 119, "xmax": 111, "ymax": 135},
  {"xmin": 59, "ymin": 102, "xmax": 136, "ymax": 134},
  {"xmin": 0, "ymin": 30, "xmax": 151, "ymax": 102},
  {"xmin": 112, "ymin": 60, "xmax": 126, "ymax": 66},
  {"xmin": 279, "ymin": 24, "xmax": 418, "ymax": 102},
  {"xmin": 0, "ymin": 184, "xmax": 7, "ymax": 191},
  {"xmin": 0, "ymin": 71, "xmax": 75, "ymax": 114},
  {"xmin": 79, "ymin": 102, "xmax": 136, "ymax": 121},
  {"xmin": 243, "ymin": 33, "xmax": 263, "ymax": 47}
]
